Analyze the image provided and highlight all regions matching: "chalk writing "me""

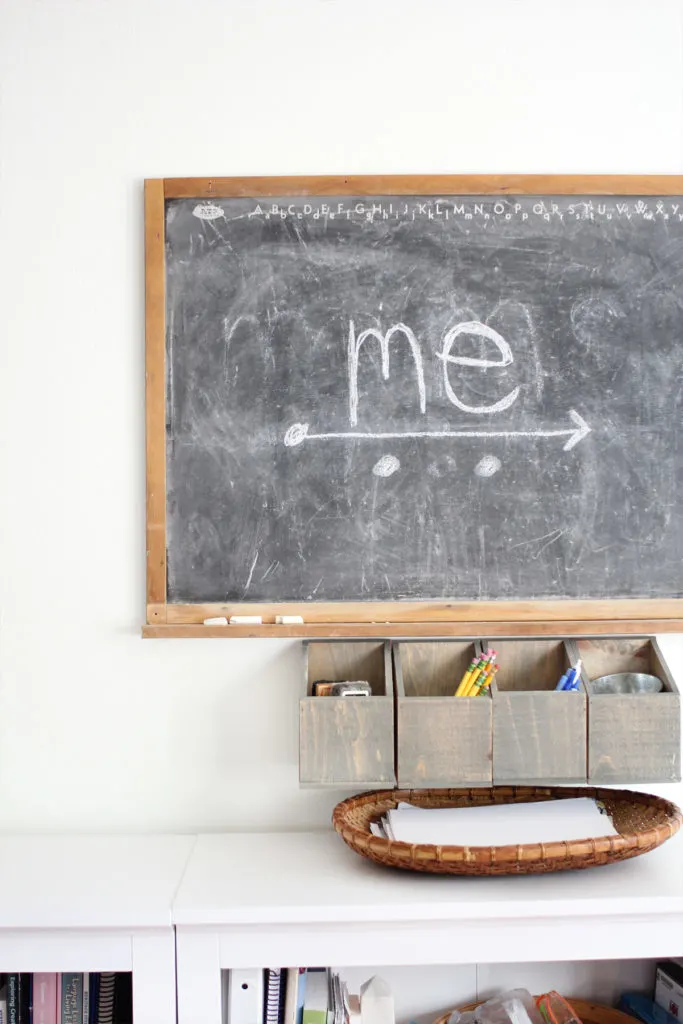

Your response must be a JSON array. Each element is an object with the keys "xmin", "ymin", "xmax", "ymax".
[{"xmin": 347, "ymin": 319, "xmax": 520, "ymax": 425}]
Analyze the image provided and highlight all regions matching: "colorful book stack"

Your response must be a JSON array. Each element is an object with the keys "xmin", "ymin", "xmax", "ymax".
[
  {"xmin": 227, "ymin": 967, "xmax": 357, "ymax": 1024},
  {"xmin": 0, "ymin": 972, "xmax": 132, "ymax": 1024}
]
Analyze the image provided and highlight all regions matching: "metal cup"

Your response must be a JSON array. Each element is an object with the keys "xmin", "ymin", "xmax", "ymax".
[{"xmin": 589, "ymin": 672, "xmax": 663, "ymax": 695}]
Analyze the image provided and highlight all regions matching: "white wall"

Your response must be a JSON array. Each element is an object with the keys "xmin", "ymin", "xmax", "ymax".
[{"xmin": 1, "ymin": 0, "xmax": 682, "ymax": 832}]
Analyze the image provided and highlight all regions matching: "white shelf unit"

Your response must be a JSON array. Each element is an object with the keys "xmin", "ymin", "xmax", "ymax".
[
  {"xmin": 0, "ymin": 834, "xmax": 195, "ymax": 1024},
  {"xmin": 173, "ymin": 830, "xmax": 683, "ymax": 1024},
  {"xmin": 0, "ymin": 829, "xmax": 680, "ymax": 1024}
]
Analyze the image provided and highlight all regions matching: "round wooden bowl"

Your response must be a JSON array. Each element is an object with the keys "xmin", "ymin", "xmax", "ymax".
[
  {"xmin": 332, "ymin": 785, "xmax": 682, "ymax": 875},
  {"xmin": 433, "ymin": 999, "xmax": 639, "ymax": 1024}
]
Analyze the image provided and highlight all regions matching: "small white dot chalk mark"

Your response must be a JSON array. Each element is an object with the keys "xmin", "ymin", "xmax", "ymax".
[
  {"xmin": 284, "ymin": 423, "xmax": 309, "ymax": 447},
  {"xmin": 474, "ymin": 455, "xmax": 501, "ymax": 477},
  {"xmin": 373, "ymin": 454, "xmax": 400, "ymax": 478}
]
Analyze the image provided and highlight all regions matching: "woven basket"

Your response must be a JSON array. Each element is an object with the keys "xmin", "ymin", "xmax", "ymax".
[
  {"xmin": 332, "ymin": 785, "xmax": 681, "ymax": 875},
  {"xmin": 433, "ymin": 999, "xmax": 638, "ymax": 1024}
]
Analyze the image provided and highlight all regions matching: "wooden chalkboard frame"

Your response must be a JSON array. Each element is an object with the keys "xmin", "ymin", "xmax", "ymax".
[{"xmin": 144, "ymin": 175, "xmax": 683, "ymax": 638}]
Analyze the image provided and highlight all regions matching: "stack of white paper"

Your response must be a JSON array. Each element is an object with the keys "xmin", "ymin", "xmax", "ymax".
[{"xmin": 372, "ymin": 798, "xmax": 618, "ymax": 846}]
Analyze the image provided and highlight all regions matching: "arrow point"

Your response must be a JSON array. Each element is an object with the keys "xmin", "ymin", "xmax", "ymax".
[{"xmin": 564, "ymin": 409, "xmax": 592, "ymax": 450}]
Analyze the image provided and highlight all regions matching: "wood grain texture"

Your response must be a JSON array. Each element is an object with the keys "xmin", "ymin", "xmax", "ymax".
[
  {"xmin": 142, "ymin": 619, "xmax": 683, "ymax": 638},
  {"xmin": 587, "ymin": 692, "xmax": 681, "ymax": 783},
  {"xmin": 299, "ymin": 641, "xmax": 394, "ymax": 786},
  {"xmin": 162, "ymin": 175, "xmax": 683, "ymax": 199},
  {"xmin": 299, "ymin": 697, "xmax": 394, "ymax": 786},
  {"xmin": 488, "ymin": 638, "xmax": 572, "ymax": 692},
  {"xmin": 396, "ymin": 697, "xmax": 492, "ymax": 787},
  {"xmin": 395, "ymin": 640, "xmax": 480, "ymax": 697},
  {"xmin": 394, "ymin": 641, "xmax": 492, "ymax": 787},
  {"xmin": 488, "ymin": 639, "xmax": 586, "ymax": 783},
  {"xmin": 652, "ymin": 639, "xmax": 679, "ymax": 694},
  {"xmin": 581, "ymin": 638, "xmax": 682, "ymax": 783},
  {"xmin": 145, "ymin": 179, "xmax": 167, "ymax": 622},
  {"xmin": 305, "ymin": 640, "xmax": 390, "ymax": 696},
  {"xmin": 577, "ymin": 636, "xmax": 659, "ymax": 679},
  {"xmin": 163, "ymin": 599, "xmax": 683, "ymax": 624},
  {"xmin": 492, "ymin": 687, "xmax": 587, "ymax": 783}
]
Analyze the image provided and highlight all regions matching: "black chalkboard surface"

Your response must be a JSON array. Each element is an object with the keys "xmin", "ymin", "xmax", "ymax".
[{"xmin": 161, "ymin": 187, "xmax": 683, "ymax": 609}]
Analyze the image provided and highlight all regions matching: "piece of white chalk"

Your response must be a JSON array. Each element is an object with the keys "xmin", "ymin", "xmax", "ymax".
[
  {"xmin": 276, "ymin": 615, "xmax": 305, "ymax": 624},
  {"xmin": 229, "ymin": 615, "xmax": 263, "ymax": 625},
  {"xmin": 203, "ymin": 616, "xmax": 228, "ymax": 626}
]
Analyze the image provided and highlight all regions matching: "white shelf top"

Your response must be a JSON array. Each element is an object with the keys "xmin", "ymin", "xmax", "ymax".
[
  {"xmin": 0, "ymin": 834, "xmax": 195, "ymax": 929},
  {"xmin": 172, "ymin": 829, "xmax": 683, "ymax": 927}
]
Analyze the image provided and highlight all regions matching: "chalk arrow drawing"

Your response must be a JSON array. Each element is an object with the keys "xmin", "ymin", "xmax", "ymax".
[{"xmin": 283, "ymin": 409, "xmax": 592, "ymax": 452}]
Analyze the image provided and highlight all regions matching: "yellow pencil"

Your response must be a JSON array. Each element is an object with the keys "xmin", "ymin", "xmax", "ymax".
[
  {"xmin": 463, "ymin": 673, "xmax": 484, "ymax": 697},
  {"xmin": 454, "ymin": 657, "xmax": 480, "ymax": 696},
  {"xmin": 472, "ymin": 665, "xmax": 498, "ymax": 695},
  {"xmin": 457, "ymin": 654, "xmax": 490, "ymax": 696},
  {"xmin": 464, "ymin": 653, "xmax": 496, "ymax": 696}
]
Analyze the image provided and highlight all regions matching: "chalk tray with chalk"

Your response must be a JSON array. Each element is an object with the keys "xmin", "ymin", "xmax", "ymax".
[{"xmin": 332, "ymin": 785, "xmax": 682, "ymax": 875}]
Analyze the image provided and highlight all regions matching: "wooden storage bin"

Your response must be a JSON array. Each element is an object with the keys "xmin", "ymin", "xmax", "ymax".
[
  {"xmin": 487, "ymin": 639, "xmax": 587, "ymax": 784},
  {"xmin": 299, "ymin": 640, "xmax": 395, "ymax": 787},
  {"xmin": 577, "ymin": 637, "xmax": 681, "ymax": 783},
  {"xmin": 394, "ymin": 640, "xmax": 492, "ymax": 787}
]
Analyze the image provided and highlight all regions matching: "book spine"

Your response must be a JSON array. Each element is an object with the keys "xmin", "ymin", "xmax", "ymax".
[
  {"xmin": 7, "ymin": 976, "xmax": 18, "ymax": 1024},
  {"xmin": 265, "ymin": 970, "xmax": 282, "ymax": 1024},
  {"xmin": 82, "ymin": 976, "xmax": 89, "ymax": 1024},
  {"xmin": 112, "ymin": 973, "xmax": 132, "ymax": 1023},
  {"xmin": 24, "ymin": 976, "xmax": 32, "ymax": 1024},
  {"xmin": 87, "ymin": 975, "xmax": 99, "ymax": 1024},
  {"xmin": 279, "ymin": 970, "xmax": 288, "ymax": 1024},
  {"xmin": 33, "ymin": 974, "xmax": 58, "ymax": 1024},
  {"xmin": 60, "ymin": 975, "xmax": 83, "ymax": 1024},
  {"xmin": 296, "ymin": 971, "xmax": 306, "ymax": 1024},
  {"xmin": 96, "ymin": 974, "xmax": 115, "ymax": 1024}
]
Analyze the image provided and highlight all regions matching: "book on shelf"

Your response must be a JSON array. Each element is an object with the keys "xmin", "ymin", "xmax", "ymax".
[
  {"xmin": 226, "ymin": 968, "xmax": 358, "ymax": 1024},
  {"xmin": 96, "ymin": 973, "xmax": 116, "ymax": 1024},
  {"xmin": 283, "ymin": 968, "xmax": 301, "ymax": 1024},
  {"xmin": 7, "ymin": 974, "xmax": 31, "ymax": 1024},
  {"xmin": 0, "ymin": 974, "xmax": 131, "ymax": 1024},
  {"xmin": 82, "ymin": 975, "xmax": 89, "ymax": 1024},
  {"xmin": 33, "ymin": 974, "xmax": 58, "ymax": 1024},
  {"xmin": 265, "ymin": 969, "xmax": 287, "ymax": 1024},
  {"xmin": 227, "ymin": 969, "xmax": 264, "ymax": 1024},
  {"xmin": 88, "ymin": 975, "xmax": 100, "ymax": 1024},
  {"xmin": 97, "ymin": 973, "xmax": 131, "ymax": 1024},
  {"xmin": 302, "ymin": 969, "xmax": 329, "ymax": 1024},
  {"xmin": 60, "ymin": 974, "xmax": 84, "ymax": 1024}
]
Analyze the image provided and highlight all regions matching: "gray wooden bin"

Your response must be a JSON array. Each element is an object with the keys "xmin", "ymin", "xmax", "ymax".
[
  {"xmin": 299, "ymin": 640, "xmax": 395, "ymax": 787},
  {"xmin": 394, "ymin": 640, "xmax": 492, "ymax": 788},
  {"xmin": 486, "ymin": 638, "xmax": 587, "ymax": 785},
  {"xmin": 576, "ymin": 637, "xmax": 681, "ymax": 784}
]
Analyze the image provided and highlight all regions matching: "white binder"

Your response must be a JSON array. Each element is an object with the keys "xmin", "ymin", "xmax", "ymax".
[{"xmin": 228, "ymin": 969, "xmax": 264, "ymax": 1024}]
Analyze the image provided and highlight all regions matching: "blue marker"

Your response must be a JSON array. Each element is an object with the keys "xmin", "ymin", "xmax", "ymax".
[
  {"xmin": 555, "ymin": 673, "xmax": 569, "ymax": 691},
  {"xmin": 562, "ymin": 659, "xmax": 583, "ymax": 690}
]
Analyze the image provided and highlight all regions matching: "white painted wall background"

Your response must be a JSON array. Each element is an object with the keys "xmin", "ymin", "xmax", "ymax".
[{"xmin": 1, "ymin": 0, "xmax": 682, "ymax": 832}]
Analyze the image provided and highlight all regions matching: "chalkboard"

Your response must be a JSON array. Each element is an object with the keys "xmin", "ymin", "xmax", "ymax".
[{"xmin": 145, "ymin": 177, "xmax": 683, "ymax": 628}]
